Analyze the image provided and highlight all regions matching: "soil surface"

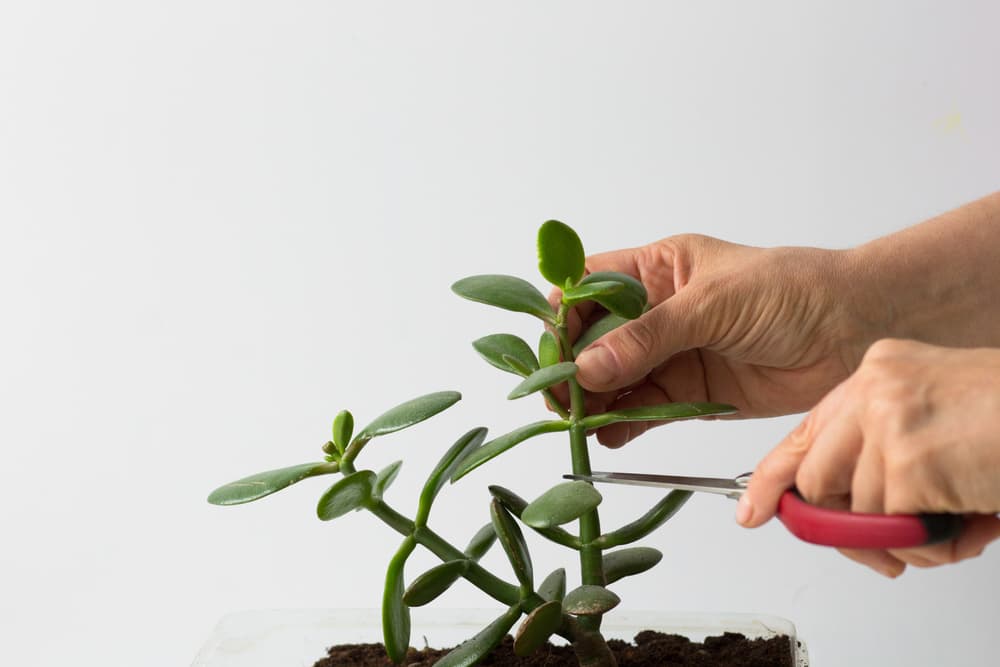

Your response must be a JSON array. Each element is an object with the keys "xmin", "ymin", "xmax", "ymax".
[{"xmin": 314, "ymin": 630, "xmax": 795, "ymax": 666}]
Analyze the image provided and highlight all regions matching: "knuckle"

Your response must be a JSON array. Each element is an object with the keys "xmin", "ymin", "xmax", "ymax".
[
  {"xmin": 884, "ymin": 445, "xmax": 963, "ymax": 514},
  {"xmin": 863, "ymin": 338, "xmax": 908, "ymax": 362},
  {"xmin": 794, "ymin": 463, "xmax": 826, "ymax": 501},
  {"xmin": 860, "ymin": 338, "xmax": 923, "ymax": 377},
  {"xmin": 864, "ymin": 377, "xmax": 926, "ymax": 441},
  {"xmin": 654, "ymin": 234, "xmax": 717, "ymax": 288},
  {"xmin": 660, "ymin": 233, "xmax": 711, "ymax": 252},
  {"xmin": 755, "ymin": 423, "xmax": 813, "ymax": 482},
  {"xmin": 864, "ymin": 381, "xmax": 908, "ymax": 423},
  {"xmin": 784, "ymin": 413, "xmax": 819, "ymax": 455},
  {"xmin": 752, "ymin": 455, "xmax": 783, "ymax": 483}
]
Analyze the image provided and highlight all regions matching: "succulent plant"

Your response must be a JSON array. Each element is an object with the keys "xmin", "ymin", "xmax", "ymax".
[{"xmin": 208, "ymin": 220, "xmax": 736, "ymax": 666}]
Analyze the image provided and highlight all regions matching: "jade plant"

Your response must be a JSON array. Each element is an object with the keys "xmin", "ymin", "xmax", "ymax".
[{"xmin": 208, "ymin": 221, "xmax": 735, "ymax": 666}]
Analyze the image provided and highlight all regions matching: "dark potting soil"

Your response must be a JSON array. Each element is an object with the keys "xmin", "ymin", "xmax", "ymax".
[{"xmin": 314, "ymin": 630, "xmax": 795, "ymax": 666}]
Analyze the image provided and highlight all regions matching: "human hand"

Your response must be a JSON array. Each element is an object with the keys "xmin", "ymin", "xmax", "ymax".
[
  {"xmin": 556, "ymin": 235, "xmax": 882, "ymax": 447},
  {"xmin": 739, "ymin": 338, "xmax": 1000, "ymax": 577}
]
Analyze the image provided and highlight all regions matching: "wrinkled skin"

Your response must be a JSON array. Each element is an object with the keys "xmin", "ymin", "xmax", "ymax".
[
  {"xmin": 551, "ymin": 192, "xmax": 1000, "ymax": 576},
  {"xmin": 742, "ymin": 339, "xmax": 1000, "ymax": 577},
  {"xmin": 553, "ymin": 235, "xmax": 875, "ymax": 448}
]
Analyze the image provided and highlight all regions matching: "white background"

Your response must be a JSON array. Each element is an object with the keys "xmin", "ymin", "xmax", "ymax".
[{"xmin": 2, "ymin": 2, "xmax": 999, "ymax": 665}]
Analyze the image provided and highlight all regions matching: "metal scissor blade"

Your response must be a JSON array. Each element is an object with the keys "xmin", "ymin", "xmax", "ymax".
[{"xmin": 564, "ymin": 471, "xmax": 747, "ymax": 500}]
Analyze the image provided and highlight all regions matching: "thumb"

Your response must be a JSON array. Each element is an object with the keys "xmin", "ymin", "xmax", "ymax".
[
  {"xmin": 737, "ymin": 380, "xmax": 853, "ymax": 528},
  {"xmin": 574, "ymin": 294, "xmax": 703, "ymax": 392},
  {"xmin": 737, "ymin": 415, "xmax": 816, "ymax": 529}
]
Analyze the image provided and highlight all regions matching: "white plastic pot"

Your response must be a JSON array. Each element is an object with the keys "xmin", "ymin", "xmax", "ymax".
[{"xmin": 192, "ymin": 608, "xmax": 808, "ymax": 666}]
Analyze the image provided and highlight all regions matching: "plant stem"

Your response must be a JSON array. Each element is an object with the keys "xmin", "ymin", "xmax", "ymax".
[
  {"xmin": 369, "ymin": 500, "xmax": 593, "ymax": 646},
  {"xmin": 571, "ymin": 629, "xmax": 619, "ymax": 667},
  {"xmin": 337, "ymin": 458, "xmax": 522, "ymax": 607},
  {"xmin": 556, "ymin": 305, "xmax": 607, "ymax": 639},
  {"xmin": 368, "ymin": 497, "xmax": 523, "ymax": 607}
]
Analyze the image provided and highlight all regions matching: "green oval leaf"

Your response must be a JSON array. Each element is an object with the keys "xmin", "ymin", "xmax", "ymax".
[
  {"xmin": 596, "ymin": 490, "xmax": 693, "ymax": 548},
  {"xmin": 572, "ymin": 312, "xmax": 629, "ymax": 356},
  {"xmin": 579, "ymin": 271, "xmax": 647, "ymax": 319},
  {"xmin": 581, "ymin": 402, "xmax": 737, "ymax": 429},
  {"xmin": 463, "ymin": 523, "xmax": 497, "ymax": 561},
  {"xmin": 562, "ymin": 585, "xmax": 620, "ymax": 615},
  {"xmin": 538, "ymin": 220, "xmax": 586, "ymax": 287},
  {"xmin": 357, "ymin": 391, "xmax": 462, "ymax": 441},
  {"xmin": 452, "ymin": 275, "xmax": 555, "ymax": 323},
  {"xmin": 472, "ymin": 334, "xmax": 539, "ymax": 376},
  {"xmin": 332, "ymin": 410, "xmax": 353, "ymax": 454},
  {"xmin": 435, "ymin": 605, "xmax": 522, "ymax": 667},
  {"xmin": 316, "ymin": 470, "xmax": 376, "ymax": 520},
  {"xmin": 537, "ymin": 331, "xmax": 560, "ymax": 368},
  {"xmin": 603, "ymin": 546, "xmax": 663, "ymax": 584},
  {"xmin": 402, "ymin": 559, "xmax": 470, "ymax": 607},
  {"xmin": 488, "ymin": 485, "xmax": 528, "ymax": 513},
  {"xmin": 373, "ymin": 460, "xmax": 403, "ymax": 501},
  {"xmin": 508, "ymin": 362, "xmax": 578, "ymax": 400},
  {"xmin": 491, "ymin": 498, "xmax": 533, "ymax": 591},
  {"xmin": 451, "ymin": 420, "xmax": 570, "ymax": 481},
  {"xmin": 489, "ymin": 486, "xmax": 581, "ymax": 550},
  {"xmin": 514, "ymin": 600, "xmax": 563, "ymax": 656},
  {"xmin": 561, "ymin": 280, "xmax": 624, "ymax": 306},
  {"xmin": 501, "ymin": 354, "xmax": 534, "ymax": 376},
  {"xmin": 383, "ymin": 536, "xmax": 416, "ymax": 663},
  {"xmin": 417, "ymin": 427, "xmax": 489, "ymax": 525},
  {"xmin": 521, "ymin": 481, "xmax": 603, "ymax": 528},
  {"xmin": 207, "ymin": 461, "xmax": 337, "ymax": 506},
  {"xmin": 538, "ymin": 568, "xmax": 567, "ymax": 602}
]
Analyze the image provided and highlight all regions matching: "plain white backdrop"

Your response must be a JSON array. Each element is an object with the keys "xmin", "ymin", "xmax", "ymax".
[{"xmin": 2, "ymin": 2, "xmax": 999, "ymax": 665}]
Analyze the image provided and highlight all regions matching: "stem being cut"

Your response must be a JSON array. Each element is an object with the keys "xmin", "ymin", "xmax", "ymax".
[{"xmin": 556, "ymin": 304, "xmax": 614, "ymax": 664}]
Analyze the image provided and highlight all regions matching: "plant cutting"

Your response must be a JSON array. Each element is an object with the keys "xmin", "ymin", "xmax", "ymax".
[{"xmin": 207, "ymin": 221, "xmax": 795, "ymax": 666}]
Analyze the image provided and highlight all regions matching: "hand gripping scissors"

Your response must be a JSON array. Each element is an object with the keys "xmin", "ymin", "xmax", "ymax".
[{"xmin": 564, "ymin": 471, "xmax": 964, "ymax": 548}]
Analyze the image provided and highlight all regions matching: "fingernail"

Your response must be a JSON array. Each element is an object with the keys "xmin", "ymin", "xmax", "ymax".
[
  {"xmin": 735, "ymin": 495, "xmax": 754, "ymax": 526},
  {"xmin": 577, "ymin": 346, "xmax": 619, "ymax": 386}
]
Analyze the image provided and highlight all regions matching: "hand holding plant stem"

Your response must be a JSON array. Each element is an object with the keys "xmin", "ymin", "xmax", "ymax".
[
  {"xmin": 556, "ymin": 237, "xmax": 866, "ymax": 448},
  {"xmin": 208, "ymin": 220, "xmax": 735, "ymax": 666}
]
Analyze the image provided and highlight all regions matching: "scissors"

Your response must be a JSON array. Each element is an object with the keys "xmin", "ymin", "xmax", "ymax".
[{"xmin": 563, "ymin": 471, "xmax": 964, "ymax": 549}]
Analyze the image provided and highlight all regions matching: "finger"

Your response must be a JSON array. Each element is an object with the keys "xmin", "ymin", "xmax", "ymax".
[
  {"xmin": 549, "ymin": 381, "xmax": 609, "ymax": 412},
  {"xmin": 793, "ymin": 397, "xmax": 864, "ymax": 508},
  {"xmin": 583, "ymin": 242, "xmax": 687, "ymax": 305},
  {"xmin": 885, "ymin": 549, "xmax": 938, "ymax": 568},
  {"xmin": 582, "ymin": 246, "xmax": 645, "ymax": 280},
  {"xmin": 889, "ymin": 514, "xmax": 1000, "ymax": 568},
  {"xmin": 838, "ymin": 548, "xmax": 907, "ymax": 578},
  {"xmin": 596, "ymin": 422, "xmax": 630, "ymax": 449},
  {"xmin": 953, "ymin": 514, "xmax": 1000, "ymax": 560},
  {"xmin": 738, "ymin": 415, "xmax": 816, "ymax": 529},
  {"xmin": 739, "ymin": 381, "xmax": 853, "ymax": 528},
  {"xmin": 594, "ymin": 383, "xmax": 672, "ymax": 448},
  {"xmin": 546, "ymin": 383, "xmax": 571, "ymax": 414},
  {"xmin": 597, "ymin": 418, "xmax": 664, "ymax": 448},
  {"xmin": 650, "ymin": 349, "xmax": 710, "ymax": 403},
  {"xmin": 575, "ymin": 292, "xmax": 705, "ymax": 393},
  {"xmin": 542, "ymin": 389, "xmax": 572, "ymax": 417},
  {"xmin": 850, "ymin": 436, "xmax": 886, "ymax": 514}
]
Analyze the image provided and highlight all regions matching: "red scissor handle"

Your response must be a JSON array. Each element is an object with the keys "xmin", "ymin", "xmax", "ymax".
[{"xmin": 776, "ymin": 489, "xmax": 964, "ymax": 548}]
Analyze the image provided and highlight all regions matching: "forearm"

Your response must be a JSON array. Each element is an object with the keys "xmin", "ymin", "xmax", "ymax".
[{"xmin": 846, "ymin": 191, "xmax": 1000, "ymax": 349}]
